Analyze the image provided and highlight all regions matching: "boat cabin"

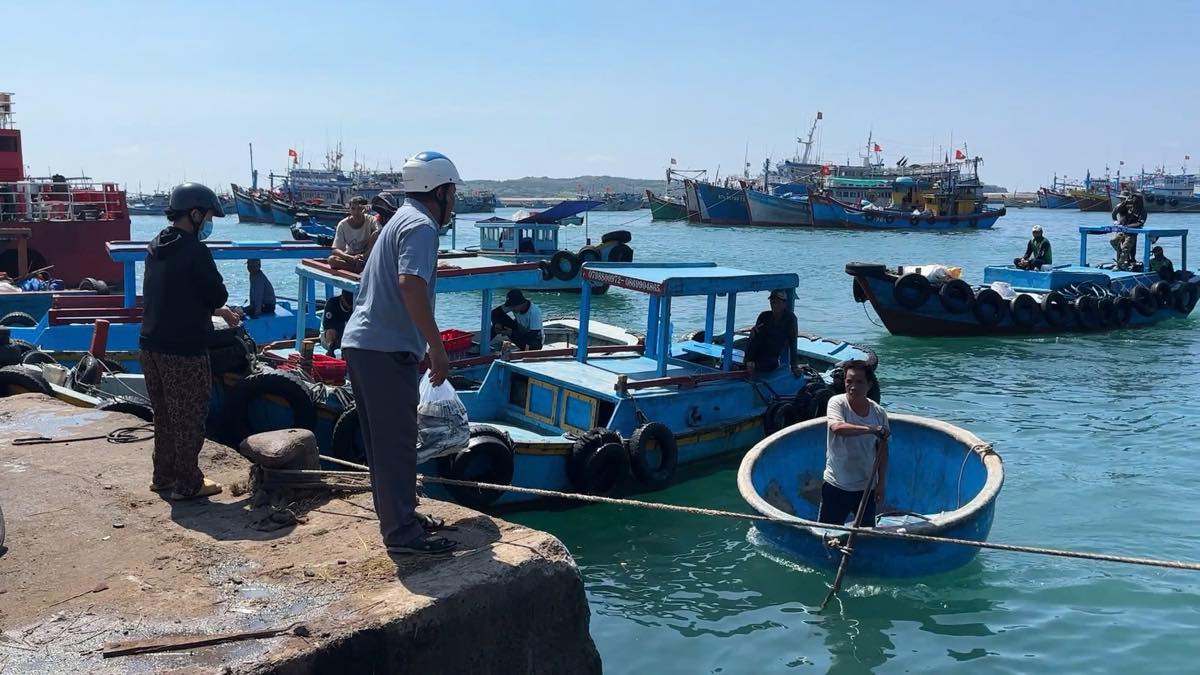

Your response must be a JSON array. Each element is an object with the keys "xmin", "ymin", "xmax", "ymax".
[{"xmin": 474, "ymin": 200, "xmax": 601, "ymax": 256}]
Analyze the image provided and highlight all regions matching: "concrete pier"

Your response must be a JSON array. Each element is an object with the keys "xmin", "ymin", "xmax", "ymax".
[{"xmin": 0, "ymin": 394, "xmax": 601, "ymax": 673}]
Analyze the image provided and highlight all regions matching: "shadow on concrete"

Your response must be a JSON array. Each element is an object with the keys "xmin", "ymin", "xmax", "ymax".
[{"xmin": 163, "ymin": 493, "xmax": 298, "ymax": 542}]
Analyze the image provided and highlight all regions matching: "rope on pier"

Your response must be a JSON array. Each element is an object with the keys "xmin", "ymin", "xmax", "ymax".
[{"xmin": 268, "ymin": 457, "xmax": 1200, "ymax": 574}]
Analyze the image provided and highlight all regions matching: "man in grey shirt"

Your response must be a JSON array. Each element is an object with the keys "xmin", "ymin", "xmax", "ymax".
[
  {"xmin": 820, "ymin": 360, "xmax": 889, "ymax": 526},
  {"xmin": 341, "ymin": 151, "xmax": 461, "ymax": 556}
]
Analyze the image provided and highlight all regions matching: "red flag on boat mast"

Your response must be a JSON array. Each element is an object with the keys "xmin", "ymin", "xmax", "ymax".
[
  {"xmin": 955, "ymin": 149, "xmax": 966, "ymax": 160},
  {"xmin": 873, "ymin": 143, "xmax": 882, "ymax": 152},
  {"xmin": 819, "ymin": 164, "xmax": 831, "ymax": 176},
  {"xmin": 288, "ymin": 148, "xmax": 298, "ymax": 165}
]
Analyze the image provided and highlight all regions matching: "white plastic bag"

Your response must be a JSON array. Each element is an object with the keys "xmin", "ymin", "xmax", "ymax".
[
  {"xmin": 416, "ymin": 373, "xmax": 470, "ymax": 463},
  {"xmin": 990, "ymin": 281, "xmax": 1017, "ymax": 300}
]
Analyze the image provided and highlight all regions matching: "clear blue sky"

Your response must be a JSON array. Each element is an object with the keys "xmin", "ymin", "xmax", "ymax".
[{"xmin": 7, "ymin": 0, "xmax": 1199, "ymax": 192}]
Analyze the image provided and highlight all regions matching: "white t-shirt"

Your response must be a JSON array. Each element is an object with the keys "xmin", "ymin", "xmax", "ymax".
[
  {"xmin": 824, "ymin": 393, "xmax": 889, "ymax": 491},
  {"xmin": 333, "ymin": 216, "xmax": 375, "ymax": 256},
  {"xmin": 511, "ymin": 303, "xmax": 542, "ymax": 332}
]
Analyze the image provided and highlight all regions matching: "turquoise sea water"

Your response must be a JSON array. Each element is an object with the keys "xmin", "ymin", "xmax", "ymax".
[{"xmin": 135, "ymin": 209, "xmax": 1200, "ymax": 673}]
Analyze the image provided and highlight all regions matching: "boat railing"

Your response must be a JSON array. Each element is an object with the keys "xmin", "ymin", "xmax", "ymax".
[{"xmin": 0, "ymin": 179, "xmax": 127, "ymax": 222}]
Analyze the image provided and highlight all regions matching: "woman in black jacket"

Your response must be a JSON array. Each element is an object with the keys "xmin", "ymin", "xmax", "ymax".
[{"xmin": 140, "ymin": 183, "xmax": 240, "ymax": 500}]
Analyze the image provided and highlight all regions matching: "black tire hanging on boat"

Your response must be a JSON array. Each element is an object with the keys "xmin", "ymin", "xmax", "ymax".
[
  {"xmin": 764, "ymin": 400, "xmax": 800, "ymax": 435},
  {"xmin": 885, "ymin": 215, "xmax": 895, "ymax": 224},
  {"xmin": 607, "ymin": 242, "xmax": 634, "ymax": 263},
  {"xmin": 1042, "ymin": 291, "xmax": 1072, "ymax": 328},
  {"xmin": 909, "ymin": 215, "xmax": 920, "ymax": 226},
  {"xmin": 601, "ymin": 230, "xmax": 632, "ymax": 244},
  {"xmin": 1073, "ymin": 295, "xmax": 1101, "ymax": 330},
  {"xmin": 0, "ymin": 343, "xmax": 21, "ymax": 368},
  {"xmin": 972, "ymin": 288, "xmax": 1006, "ymax": 326},
  {"xmin": 0, "ymin": 311, "xmax": 38, "ymax": 328},
  {"xmin": 1009, "ymin": 293, "xmax": 1042, "ymax": 328},
  {"xmin": 628, "ymin": 422, "xmax": 679, "ymax": 490},
  {"xmin": 893, "ymin": 273, "xmax": 931, "ymax": 309},
  {"xmin": 1182, "ymin": 282, "xmax": 1200, "ymax": 314},
  {"xmin": 1130, "ymin": 285, "xmax": 1158, "ymax": 316},
  {"xmin": 1097, "ymin": 296, "xmax": 1118, "ymax": 326},
  {"xmin": 549, "ymin": 250, "xmax": 581, "ymax": 281},
  {"xmin": 1171, "ymin": 282, "xmax": 1190, "ymax": 313},
  {"xmin": 0, "ymin": 365, "xmax": 52, "ymax": 397},
  {"xmin": 1113, "ymin": 296, "xmax": 1134, "ymax": 326},
  {"xmin": 808, "ymin": 385, "xmax": 834, "ymax": 419},
  {"xmin": 437, "ymin": 429, "xmax": 515, "ymax": 508},
  {"xmin": 568, "ymin": 428, "xmax": 626, "ymax": 494},
  {"xmin": 938, "ymin": 279, "xmax": 974, "ymax": 314},
  {"xmin": 538, "ymin": 259, "xmax": 554, "ymax": 281},
  {"xmin": 330, "ymin": 406, "xmax": 368, "ymax": 466},
  {"xmin": 851, "ymin": 278, "xmax": 867, "ymax": 304},
  {"xmin": 96, "ymin": 396, "xmax": 154, "ymax": 423},
  {"xmin": 1151, "ymin": 280, "xmax": 1173, "ymax": 308},
  {"xmin": 6, "ymin": 338, "xmax": 35, "ymax": 358},
  {"xmin": 223, "ymin": 369, "xmax": 318, "ymax": 446},
  {"xmin": 577, "ymin": 245, "xmax": 603, "ymax": 264},
  {"xmin": 20, "ymin": 350, "xmax": 55, "ymax": 367}
]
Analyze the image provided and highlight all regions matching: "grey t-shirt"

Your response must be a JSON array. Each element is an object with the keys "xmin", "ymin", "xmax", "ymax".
[
  {"xmin": 333, "ymin": 216, "xmax": 375, "ymax": 256},
  {"xmin": 823, "ymin": 393, "xmax": 889, "ymax": 491},
  {"xmin": 340, "ymin": 199, "xmax": 439, "ymax": 354}
]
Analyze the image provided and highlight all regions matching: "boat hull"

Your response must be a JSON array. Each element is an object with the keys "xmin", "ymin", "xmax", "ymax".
[
  {"xmin": 1114, "ymin": 193, "xmax": 1200, "ymax": 213},
  {"xmin": 646, "ymin": 191, "xmax": 688, "ymax": 221},
  {"xmin": 743, "ymin": 189, "xmax": 813, "ymax": 226},
  {"xmin": 738, "ymin": 414, "xmax": 1002, "ymax": 577},
  {"xmin": 1038, "ymin": 190, "xmax": 1077, "ymax": 209},
  {"xmin": 0, "ymin": 216, "xmax": 129, "ymax": 287},
  {"xmin": 232, "ymin": 185, "xmax": 268, "ymax": 223},
  {"xmin": 1074, "ymin": 192, "xmax": 1111, "ymax": 212},
  {"xmin": 810, "ymin": 195, "xmax": 1003, "ymax": 230},
  {"xmin": 692, "ymin": 182, "xmax": 750, "ymax": 224}
]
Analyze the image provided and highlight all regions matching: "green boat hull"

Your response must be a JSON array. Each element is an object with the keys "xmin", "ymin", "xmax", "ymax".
[{"xmin": 647, "ymin": 192, "xmax": 688, "ymax": 221}]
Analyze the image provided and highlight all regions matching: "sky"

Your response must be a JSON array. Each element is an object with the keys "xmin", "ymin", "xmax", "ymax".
[{"xmin": 6, "ymin": 0, "xmax": 1199, "ymax": 192}]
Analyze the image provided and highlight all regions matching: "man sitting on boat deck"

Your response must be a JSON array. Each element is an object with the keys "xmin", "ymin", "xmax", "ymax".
[
  {"xmin": 491, "ymin": 289, "xmax": 543, "ymax": 350},
  {"xmin": 1111, "ymin": 191, "xmax": 1148, "ymax": 270},
  {"xmin": 1014, "ymin": 224, "xmax": 1052, "ymax": 270},
  {"xmin": 241, "ymin": 258, "xmax": 276, "ymax": 318},
  {"xmin": 321, "ymin": 289, "xmax": 354, "ymax": 357},
  {"xmin": 328, "ymin": 196, "xmax": 377, "ymax": 273},
  {"xmin": 744, "ymin": 289, "xmax": 801, "ymax": 377},
  {"xmin": 820, "ymin": 361, "xmax": 889, "ymax": 527},
  {"xmin": 1150, "ymin": 245, "xmax": 1175, "ymax": 281}
]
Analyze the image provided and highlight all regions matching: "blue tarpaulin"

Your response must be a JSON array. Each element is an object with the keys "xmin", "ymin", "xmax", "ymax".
[{"xmin": 515, "ymin": 200, "xmax": 603, "ymax": 224}]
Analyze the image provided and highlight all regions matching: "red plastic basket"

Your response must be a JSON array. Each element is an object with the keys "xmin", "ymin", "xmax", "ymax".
[
  {"xmin": 284, "ymin": 353, "xmax": 348, "ymax": 385},
  {"xmin": 440, "ymin": 328, "xmax": 474, "ymax": 354}
]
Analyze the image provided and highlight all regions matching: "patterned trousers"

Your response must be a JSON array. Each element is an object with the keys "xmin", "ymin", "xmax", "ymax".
[{"xmin": 140, "ymin": 350, "xmax": 212, "ymax": 496}]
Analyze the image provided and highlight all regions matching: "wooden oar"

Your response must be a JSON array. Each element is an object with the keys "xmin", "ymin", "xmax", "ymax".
[{"xmin": 818, "ymin": 447, "xmax": 883, "ymax": 611}]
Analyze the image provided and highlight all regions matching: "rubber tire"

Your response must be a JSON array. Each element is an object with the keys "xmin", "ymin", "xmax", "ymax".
[
  {"xmin": 577, "ymin": 245, "xmax": 603, "ymax": 263},
  {"xmin": 538, "ymin": 260, "xmax": 554, "ymax": 281},
  {"xmin": 938, "ymin": 279, "xmax": 975, "ymax": 314},
  {"xmin": 1151, "ymin": 280, "xmax": 1173, "ymax": 308},
  {"xmin": 607, "ymin": 242, "xmax": 634, "ymax": 263},
  {"xmin": 1097, "ymin": 296, "xmax": 1118, "ymax": 326},
  {"xmin": 0, "ymin": 365, "xmax": 52, "ymax": 397},
  {"xmin": 764, "ymin": 400, "xmax": 800, "ymax": 435},
  {"xmin": 1130, "ymin": 286, "xmax": 1157, "ymax": 316},
  {"xmin": 1113, "ymin": 297, "xmax": 1133, "ymax": 326},
  {"xmin": 209, "ymin": 341, "xmax": 251, "ymax": 376},
  {"xmin": 549, "ymin": 250, "xmax": 581, "ymax": 281},
  {"xmin": 1183, "ymin": 283, "xmax": 1200, "ymax": 314},
  {"xmin": 1171, "ymin": 283, "xmax": 1190, "ymax": 313},
  {"xmin": 0, "ymin": 311, "xmax": 38, "ymax": 328},
  {"xmin": 1009, "ymin": 293, "xmax": 1042, "ymax": 328},
  {"xmin": 852, "ymin": 278, "xmax": 867, "ymax": 304},
  {"xmin": 96, "ymin": 396, "xmax": 154, "ymax": 423},
  {"xmin": 808, "ymin": 386, "xmax": 834, "ymax": 419},
  {"xmin": 224, "ymin": 369, "xmax": 318, "ymax": 446},
  {"xmin": 628, "ymin": 422, "xmax": 679, "ymax": 490},
  {"xmin": 578, "ymin": 441, "xmax": 629, "ymax": 496},
  {"xmin": 0, "ymin": 344, "xmax": 21, "ymax": 368},
  {"xmin": 330, "ymin": 406, "xmax": 368, "ymax": 466},
  {"xmin": 972, "ymin": 288, "xmax": 1006, "ymax": 326},
  {"xmin": 893, "ymin": 273, "xmax": 932, "ymax": 310},
  {"xmin": 21, "ymin": 350, "xmax": 56, "ymax": 367},
  {"xmin": 436, "ymin": 432, "xmax": 515, "ymax": 508},
  {"xmin": 1042, "ymin": 291, "xmax": 1072, "ymax": 328},
  {"xmin": 601, "ymin": 230, "xmax": 632, "ymax": 244},
  {"xmin": 568, "ymin": 428, "xmax": 625, "ymax": 494},
  {"xmin": 1074, "ymin": 295, "xmax": 1101, "ymax": 330},
  {"xmin": 7, "ymin": 339, "xmax": 35, "ymax": 358}
]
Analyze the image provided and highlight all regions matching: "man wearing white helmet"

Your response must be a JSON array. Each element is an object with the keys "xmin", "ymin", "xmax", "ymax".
[{"xmin": 341, "ymin": 151, "xmax": 462, "ymax": 556}]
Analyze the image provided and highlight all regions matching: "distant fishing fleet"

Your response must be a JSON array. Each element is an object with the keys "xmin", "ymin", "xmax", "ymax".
[{"xmin": 1036, "ymin": 168, "xmax": 1200, "ymax": 213}]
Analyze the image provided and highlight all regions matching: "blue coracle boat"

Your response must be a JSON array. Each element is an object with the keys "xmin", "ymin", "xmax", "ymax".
[{"xmin": 738, "ymin": 414, "xmax": 1003, "ymax": 577}]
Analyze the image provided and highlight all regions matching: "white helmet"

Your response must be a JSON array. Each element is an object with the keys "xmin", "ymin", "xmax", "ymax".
[{"xmin": 402, "ymin": 151, "xmax": 464, "ymax": 193}]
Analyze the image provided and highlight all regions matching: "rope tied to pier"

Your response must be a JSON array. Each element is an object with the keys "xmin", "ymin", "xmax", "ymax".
[
  {"xmin": 268, "ymin": 457, "xmax": 1200, "ymax": 574},
  {"xmin": 12, "ymin": 424, "xmax": 154, "ymax": 446}
]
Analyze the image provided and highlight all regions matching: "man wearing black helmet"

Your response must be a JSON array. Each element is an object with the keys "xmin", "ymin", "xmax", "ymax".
[{"xmin": 140, "ymin": 183, "xmax": 239, "ymax": 500}]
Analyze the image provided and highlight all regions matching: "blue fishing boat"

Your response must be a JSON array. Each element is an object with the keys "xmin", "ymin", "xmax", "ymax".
[
  {"xmin": 1037, "ymin": 189, "xmax": 1077, "ymax": 209},
  {"xmin": 743, "ymin": 188, "xmax": 813, "ymax": 227},
  {"xmin": 417, "ymin": 262, "xmax": 871, "ymax": 509},
  {"xmin": 289, "ymin": 217, "xmax": 336, "ymax": 247},
  {"xmin": 231, "ymin": 184, "xmax": 269, "ymax": 223},
  {"xmin": 686, "ymin": 180, "xmax": 750, "ymax": 224},
  {"xmin": 810, "ymin": 194, "xmax": 1004, "ymax": 230},
  {"xmin": 846, "ymin": 225, "xmax": 1200, "ymax": 336},
  {"xmin": 737, "ymin": 414, "xmax": 1002, "ymax": 577},
  {"xmin": 1113, "ymin": 173, "xmax": 1200, "ymax": 213}
]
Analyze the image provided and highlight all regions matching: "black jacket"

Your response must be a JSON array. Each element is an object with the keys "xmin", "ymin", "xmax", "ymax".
[{"xmin": 139, "ymin": 226, "xmax": 228, "ymax": 355}]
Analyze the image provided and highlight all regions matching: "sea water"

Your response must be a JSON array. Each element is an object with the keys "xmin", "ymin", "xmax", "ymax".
[{"xmin": 133, "ymin": 207, "xmax": 1200, "ymax": 672}]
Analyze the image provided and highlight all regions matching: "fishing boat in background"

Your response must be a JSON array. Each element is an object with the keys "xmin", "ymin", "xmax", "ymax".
[
  {"xmin": 1037, "ymin": 174, "xmax": 1080, "ymax": 209},
  {"xmin": 647, "ymin": 190, "xmax": 687, "ymax": 221},
  {"xmin": 1115, "ymin": 171, "xmax": 1200, "ymax": 213},
  {"xmin": 456, "ymin": 190, "xmax": 497, "ymax": 214},
  {"xmin": 846, "ymin": 225, "xmax": 1200, "ymax": 336},
  {"xmin": 742, "ymin": 187, "xmax": 813, "ymax": 227},
  {"xmin": 648, "ymin": 167, "xmax": 706, "ymax": 221},
  {"xmin": 1072, "ymin": 189, "xmax": 1111, "ymax": 212},
  {"xmin": 0, "ymin": 92, "xmax": 130, "ymax": 287},
  {"xmin": 738, "ymin": 414, "xmax": 1002, "ymax": 577},
  {"xmin": 685, "ymin": 179, "xmax": 750, "ymax": 225}
]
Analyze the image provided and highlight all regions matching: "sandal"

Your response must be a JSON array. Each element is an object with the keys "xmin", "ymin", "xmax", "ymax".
[
  {"xmin": 418, "ymin": 513, "xmax": 457, "ymax": 533},
  {"xmin": 170, "ymin": 478, "xmax": 223, "ymax": 501},
  {"xmin": 149, "ymin": 482, "xmax": 172, "ymax": 493},
  {"xmin": 387, "ymin": 535, "xmax": 457, "ymax": 556}
]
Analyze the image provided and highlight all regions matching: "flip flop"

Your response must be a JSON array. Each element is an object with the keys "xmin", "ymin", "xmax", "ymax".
[
  {"xmin": 418, "ymin": 513, "xmax": 457, "ymax": 533},
  {"xmin": 170, "ymin": 478, "xmax": 223, "ymax": 501},
  {"xmin": 387, "ymin": 535, "xmax": 457, "ymax": 556}
]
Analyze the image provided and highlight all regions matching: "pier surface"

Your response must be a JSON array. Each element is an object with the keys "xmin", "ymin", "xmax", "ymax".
[{"xmin": 0, "ymin": 394, "xmax": 600, "ymax": 674}]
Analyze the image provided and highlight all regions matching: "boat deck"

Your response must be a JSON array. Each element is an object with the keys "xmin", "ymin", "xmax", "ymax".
[{"xmin": 505, "ymin": 354, "xmax": 721, "ymax": 399}]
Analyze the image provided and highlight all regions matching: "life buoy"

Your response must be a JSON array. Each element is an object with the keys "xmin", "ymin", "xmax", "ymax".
[
  {"xmin": 1097, "ymin": 296, "xmax": 1117, "ymax": 326},
  {"xmin": 973, "ymin": 288, "xmax": 1006, "ymax": 326},
  {"xmin": 550, "ymin": 250, "xmax": 582, "ymax": 281},
  {"xmin": 0, "ymin": 365, "xmax": 52, "ymax": 397},
  {"xmin": 1009, "ymin": 293, "xmax": 1042, "ymax": 328},
  {"xmin": 96, "ymin": 396, "xmax": 154, "ymax": 423},
  {"xmin": 893, "ymin": 273, "xmax": 932, "ymax": 309},
  {"xmin": 437, "ymin": 425, "xmax": 515, "ymax": 508},
  {"xmin": 568, "ymin": 428, "xmax": 628, "ymax": 495},
  {"xmin": 223, "ymin": 369, "xmax": 318, "ymax": 446},
  {"xmin": 1113, "ymin": 296, "xmax": 1133, "ymax": 325},
  {"xmin": 1130, "ymin": 285, "xmax": 1158, "ymax": 316},
  {"xmin": 1073, "ymin": 295, "xmax": 1101, "ymax": 330},
  {"xmin": 1041, "ymin": 291, "xmax": 1072, "ymax": 328},
  {"xmin": 1150, "ymin": 280, "xmax": 1173, "ymax": 308},
  {"xmin": 938, "ymin": 279, "xmax": 974, "ymax": 314},
  {"xmin": 330, "ymin": 406, "xmax": 368, "ymax": 466},
  {"xmin": 628, "ymin": 422, "xmax": 679, "ymax": 489}
]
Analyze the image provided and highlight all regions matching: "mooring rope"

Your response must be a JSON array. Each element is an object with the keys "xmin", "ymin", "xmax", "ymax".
[{"xmin": 265, "ymin": 458, "xmax": 1200, "ymax": 574}]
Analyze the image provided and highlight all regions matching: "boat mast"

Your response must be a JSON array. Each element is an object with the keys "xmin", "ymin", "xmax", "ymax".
[
  {"xmin": 249, "ymin": 142, "xmax": 258, "ymax": 190},
  {"xmin": 798, "ymin": 112, "xmax": 820, "ymax": 165}
]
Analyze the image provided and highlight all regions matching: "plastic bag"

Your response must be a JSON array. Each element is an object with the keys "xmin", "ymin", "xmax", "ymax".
[
  {"xmin": 416, "ymin": 373, "xmax": 470, "ymax": 463},
  {"xmin": 990, "ymin": 281, "xmax": 1017, "ymax": 300}
]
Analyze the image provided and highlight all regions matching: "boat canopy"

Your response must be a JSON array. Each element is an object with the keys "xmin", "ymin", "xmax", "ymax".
[
  {"xmin": 1077, "ymin": 225, "xmax": 1188, "ymax": 271},
  {"xmin": 516, "ymin": 199, "xmax": 602, "ymax": 224},
  {"xmin": 828, "ymin": 177, "xmax": 893, "ymax": 188}
]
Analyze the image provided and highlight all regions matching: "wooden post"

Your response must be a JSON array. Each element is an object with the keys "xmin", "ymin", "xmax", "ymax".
[{"xmin": 294, "ymin": 269, "xmax": 308, "ymax": 352}]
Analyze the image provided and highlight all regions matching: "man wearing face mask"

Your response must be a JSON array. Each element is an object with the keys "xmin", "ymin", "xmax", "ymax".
[
  {"xmin": 341, "ymin": 152, "xmax": 462, "ymax": 557},
  {"xmin": 140, "ymin": 183, "xmax": 240, "ymax": 500}
]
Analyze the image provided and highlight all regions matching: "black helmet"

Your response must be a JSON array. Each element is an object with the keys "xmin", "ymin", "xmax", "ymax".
[{"xmin": 167, "ymin": 182, "xmax": 224, "ymax": 217}]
